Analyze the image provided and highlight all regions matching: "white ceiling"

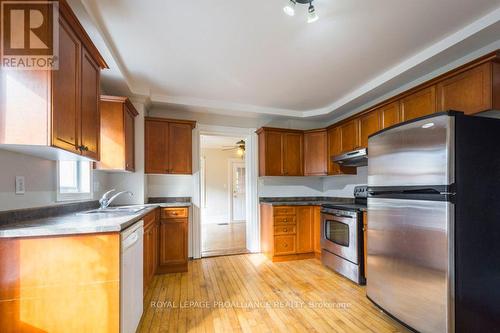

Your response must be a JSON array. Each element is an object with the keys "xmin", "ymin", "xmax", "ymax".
[
  {"xmin": 79, "ymin": 0, "xmax": 500, "ymax": 119},
  {"xmin": 200, "ymin": 135, "xmax": 244, "ymax": 149}
]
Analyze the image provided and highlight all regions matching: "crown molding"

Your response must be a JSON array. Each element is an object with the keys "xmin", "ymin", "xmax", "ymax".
[{"xmin": 79, "ymin": 1, "xmax": 500, "ymax": 119}]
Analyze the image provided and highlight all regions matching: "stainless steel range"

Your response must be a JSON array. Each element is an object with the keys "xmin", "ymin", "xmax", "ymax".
[{"xmin": 320, "ymin": 186, "xmax": 367, "ymax": 285}]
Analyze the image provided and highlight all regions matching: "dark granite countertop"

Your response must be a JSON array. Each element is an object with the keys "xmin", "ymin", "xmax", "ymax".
[
  {"xmin": 0, "ymin": 201, "xmax": 191, "ymax": 238},
  {"xmin": 260, "ymin": 197, "xmax": 367, "ymax": 211}
]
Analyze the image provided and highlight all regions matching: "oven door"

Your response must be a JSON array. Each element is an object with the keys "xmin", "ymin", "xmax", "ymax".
[{"xmin": 321, "ymin": 212, "xmax": 359, "ymax": 264}]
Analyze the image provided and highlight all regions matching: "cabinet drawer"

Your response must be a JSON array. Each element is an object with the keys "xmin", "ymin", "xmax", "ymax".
[
  {"xmin": 274, "ymin": 235, "xmax": 296, "ymax": 255},
  {"xmin": 273, "ymin": 206, "xmax": 296, "ymax": 215},
  {"xmin": 161, "ymin": 207, "xmax": 188, "ymax": 219},
  {"xmin": 274, "ymin": 225, "xmax": 296, "ymax": 235},
  {"xmin": 274, "ymin": 215, "xmax": 296, "ymax": 225}
]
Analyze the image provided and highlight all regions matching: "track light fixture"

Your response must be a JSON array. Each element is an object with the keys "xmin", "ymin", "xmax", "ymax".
[{"xmin": 283, "ymin": 0, "xmax": 319, "ymax": 23}]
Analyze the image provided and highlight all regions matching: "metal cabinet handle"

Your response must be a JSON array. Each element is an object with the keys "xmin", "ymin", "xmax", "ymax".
[{"xmin": 283, "ymin": 228, "xmax": 287, "ymax": 232}]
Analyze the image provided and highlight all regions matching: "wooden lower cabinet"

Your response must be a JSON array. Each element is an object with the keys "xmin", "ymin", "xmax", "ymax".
[
  {"xmin": 313, "ymin": 206, "xmax": 322, "ymax": 257},
  {"xmin": 261, "ymin": 204, "xmax": 319, "ymax": 261},
  {"xmin": 0, "ymin": 233, "xmax": 120, "ymax": 332},
  {"xmin": 143, "ymin": 209, "xmax": 159, "ymax": 293},
  {"xmin": 296, "ymin": 206, "xmax": 314, "ymax": 253},
  {"xmin": 158, "ymin": 207, "xmax": 189, "ymax": 273}
]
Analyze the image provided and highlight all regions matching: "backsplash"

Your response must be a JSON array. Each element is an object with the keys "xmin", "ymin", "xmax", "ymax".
[{"xmin": 258, "ymin": 167, "xmax": 367, "ymax": 198}]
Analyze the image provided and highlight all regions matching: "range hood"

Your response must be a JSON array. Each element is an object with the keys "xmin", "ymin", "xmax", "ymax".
[{"xmin": 332, "ymin": 148, "xmax": 367, "ymax": 167}]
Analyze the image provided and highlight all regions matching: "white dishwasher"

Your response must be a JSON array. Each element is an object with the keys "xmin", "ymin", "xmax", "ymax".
[{"xmin": 120, "ymin": 220, "xmax": 144, "ymax": 333}]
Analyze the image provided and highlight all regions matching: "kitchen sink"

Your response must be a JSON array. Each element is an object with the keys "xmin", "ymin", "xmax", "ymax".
[{"xmin": 77, "ymin": 206, "xmax": 149, "ymax": 215}]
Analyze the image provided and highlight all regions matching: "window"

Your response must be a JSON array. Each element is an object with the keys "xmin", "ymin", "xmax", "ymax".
[{"xmin": 57, "ymin": 161, "xmax": 92, "ymax": 201}]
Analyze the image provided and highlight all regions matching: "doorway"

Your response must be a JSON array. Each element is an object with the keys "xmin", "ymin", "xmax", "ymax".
[{"xmin": 200, "ymin": 135, "xmax": 248, "ymax": 257}]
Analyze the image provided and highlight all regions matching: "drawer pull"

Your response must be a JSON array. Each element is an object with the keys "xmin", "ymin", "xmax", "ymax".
[
  {"xmin": 284, "ymin": 244, "xmax": 288, "ymax": 248},
  {"xmin": 284, "ymin": 219, "xmax": 287, "ymax": 222},
  {"xmin": 283, "ymin": 228, "xmax": 287, "ymax": 232}
]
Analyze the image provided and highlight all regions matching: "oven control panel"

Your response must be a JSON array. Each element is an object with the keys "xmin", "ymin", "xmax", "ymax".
[{"xmin": 354, "ymin": 185, "xmax": 368, "ymax": 199}]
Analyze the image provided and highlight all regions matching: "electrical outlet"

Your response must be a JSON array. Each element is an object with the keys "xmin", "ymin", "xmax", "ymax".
[{"xmin": 15, "ymin": 176, "xmax": 25, "ymax": 195}]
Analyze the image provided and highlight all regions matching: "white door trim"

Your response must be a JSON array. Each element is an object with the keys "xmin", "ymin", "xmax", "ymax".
[
  {"xmin": 228, "ymin": 158, "xmax": 245, "ymax": 223},
  {"xmin": 192, "ymin": 124, "xmax": 260, "ymax": 259}
]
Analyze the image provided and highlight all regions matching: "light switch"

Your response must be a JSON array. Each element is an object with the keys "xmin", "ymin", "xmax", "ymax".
[{"xmin": 15, "ymin": 176, "xmax": 25, "ymax": 195}]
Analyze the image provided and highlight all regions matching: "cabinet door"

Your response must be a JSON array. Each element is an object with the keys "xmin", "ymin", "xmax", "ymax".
[
  {"xmin": 283, "ymin": 132, "xmax": 303, "ymax": 176},
  {"xmin": 124, "ymin": 108, "xmax": 135, "ymax": 171},
  {"xmin": 358, "ymin": 110, "xmax": 381, "ymax": 148},
  {"xmin": 327, "ymin": 127, "xmax": 356, "ymax": 176},
  {"xmin": 339, "ymin": 120, "xmax": 359, "ymax": 153},
  {"xmin": 153, "ymin": 219, "xmax": 159, "ymax": 275},
  {"xmin": 437, "ymin": 63, "xmax": 492, "ymax": 115},
  {"xmin": 143, "ymin": 224, "xmax": 152, "ymax": 292},
  {"xmin": 380, "ymin": 102, "xmax": 401, "ymax": 129},
  {"xmin": 304, "ymin": 130, "xmax": 327, "ymax": 176},
  {"xmin": 168, "ymin": 123, "xmax": 193, "ymax": 174},
  {"xmin": 145, "ymin": 120, "xmax": 168, "ymax": 174},
  {"xmin": 296, "ymin": 206, "xmax": 314, "ymax": 254},
  {"xmin": 263, "ymin": 131, "xmax": 283, "ymax": 176},
  {"xmin": 401, "ymin": 86, "xmax": 437, "ymax": 121},
  {"xmin": 274, "ymin": 235, "xmax": 296, "ymax": 255},
  {"xmin": 159, "ymin": 219, "xmax": 187, "ymax": 266},
  {"xmin": 80, "ymin": 48, "xmax": 100, "ymax": 160},
  {"xmin": 52, "ymin": 17, "xmax": 80, "ymax": 154},
  {"xmin": 313, "ymin": 206, "xmax": 321, "ymax": 254}
]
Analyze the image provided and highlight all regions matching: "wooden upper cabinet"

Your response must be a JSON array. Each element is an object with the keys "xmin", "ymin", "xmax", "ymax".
[
  {"xmin": 358, "ymin": 110, "xmax": 381, "ymax": 148},
  {"xmin": 168, "ymin": 122, "xmax": 194, "ymax": 174},
  {"xmin": 79, "ymin": 49, "xmax": 100, "ymax": 160},
  {"xmin": 145, "ymin": 119, "xmax": 168, "ymax": 174},
  {"xmin": 437, "ymin": 62, "xmax": 500, "ymax": 114},
  {"xmin": 260, "ymin": 130, "xmax": 283, "ymax": 176},
  {"xmin": 304, "ymin": 129, "xmax": 327, "ymax": 176},
  {"xmin": 327, "ymin": 127, "xmax": 356, "ymax": 176},
  {"xmin": 144, "ymin": 118, "xmax": 196, "ymax": 174},
  {"xmin": 257, "ymin": 128, "xmax": 303, "ymax": 176},
  {"xmin": 401, "ymin": 86, "xmax": 437, "ymax": 122},
  {"xmin": 96, "ymin": 96, "xmax": 138, "ymax": 172},
  {"xmin": 283, "ymin": 132, "xmax": 303, "ymax": 176},
  {"xmin": 379, "ymin": 102, "xmax": 401, "ymax": 129},
  {"xmin": 339, "ymin": 119, "xmax": 359, "ymax": 152},
  {"xmin": 0, "ymin": 1, "xmax": 107, "ymax": 160},
  {"xmin": 51, "ymin": 16, "xmax": 81, "ymax": 155}
]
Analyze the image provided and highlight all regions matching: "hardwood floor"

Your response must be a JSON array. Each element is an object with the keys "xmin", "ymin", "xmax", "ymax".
[
  {"xmin": 138, "ymin": 254, "xmax": 409, "ymax": 333},
  {"xmin": 202, "ymin": 222, "xmax": 247, "ymax": 257}
]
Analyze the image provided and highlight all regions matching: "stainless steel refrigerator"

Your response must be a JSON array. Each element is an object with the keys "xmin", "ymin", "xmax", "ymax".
[{"xmin": 367, "ymin": 111, "xmax": 500, "ymax": 333}]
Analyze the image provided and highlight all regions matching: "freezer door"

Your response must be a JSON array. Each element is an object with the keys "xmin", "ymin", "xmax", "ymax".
[
  {"xmin": 366, "ymin": 197, "xmax": 454, "ymax": 333},
  {"xmin": 368, "ymin": 114, "xmax": 455, "ymax": 187}
]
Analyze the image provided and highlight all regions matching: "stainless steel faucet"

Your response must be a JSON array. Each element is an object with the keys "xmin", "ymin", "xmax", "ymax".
[{"xmin": 99, "ymin": 189, "xmax": 134, "ymax": 209}]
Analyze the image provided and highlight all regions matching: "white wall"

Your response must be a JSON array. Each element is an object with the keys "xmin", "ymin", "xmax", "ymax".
[
  {"xmin": 147, "ymin": 174, "xmax": 193, "ymax": 198},
  {"xmin": 201, "ymin": 148, "xmax": 242, "ymax": 223},
  {"xmin": 0, "ymin": 149, "xmax": 108, "ymax": 211}
]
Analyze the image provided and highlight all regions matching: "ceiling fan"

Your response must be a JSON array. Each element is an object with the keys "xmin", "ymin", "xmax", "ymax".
[{"xmin": 222, "ymin": 140, "xmax": 246, "ymax": 156}]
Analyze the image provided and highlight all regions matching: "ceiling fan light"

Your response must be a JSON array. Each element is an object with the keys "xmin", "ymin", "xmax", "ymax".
[
  {"xmin": 307, "ymin": 4, "xmax": 319, "ymax": 23},
  {"xmin": 283, "ymin": 0, "xmax": 296, "ymax": 16}
]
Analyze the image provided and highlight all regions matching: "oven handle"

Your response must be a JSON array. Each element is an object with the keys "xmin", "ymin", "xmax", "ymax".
[{"xmin": 321, "ymin": 211, "xmax": 355, "ymax": 219}]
